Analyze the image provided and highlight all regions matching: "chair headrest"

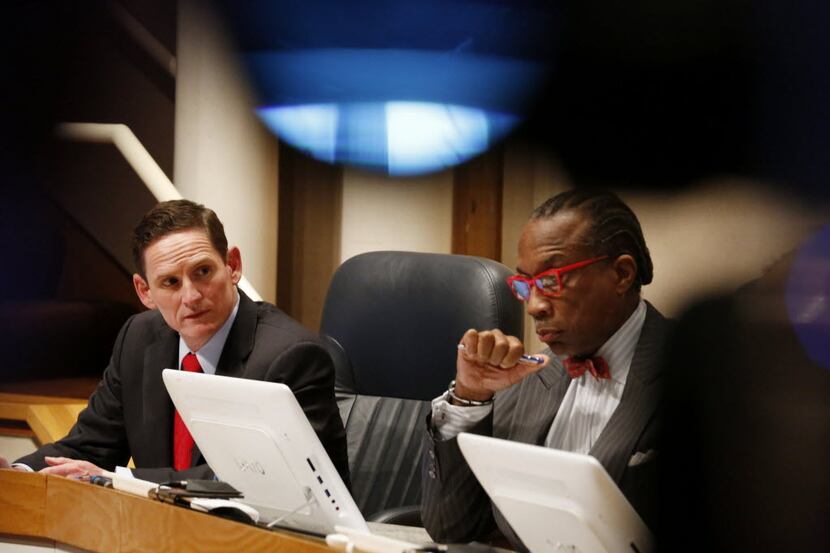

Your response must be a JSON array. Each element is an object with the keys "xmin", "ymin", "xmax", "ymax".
[{"xmin": 320, "ymin": 251, "xmax": 524, "ymax": 400}]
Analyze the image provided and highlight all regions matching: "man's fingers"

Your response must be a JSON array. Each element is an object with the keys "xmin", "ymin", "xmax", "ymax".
[
  {"xmin": 40, "ymin": 464, "xmax": 76, "ymax": 476},
  {"xmin": 41, "ymin": 460, "xmax": 85, "ymax": 476},
  {"xmin": 0, "ymin": 456, "xmax": 10, "ymax": 469},
  {"xmin": 499, "ymin": 336, "xmax": 526, "ymax": 368},
  {"xmin": 460, "ymin": 329, "xmax": 523, "ymax": 368},
  {"xmin": 458, "ymin": 329, "xmax": 479, "ymax": 359},
  {"xmin": 44, "ymin": 456, "xmax": 72, "ymax": 466},
  {"xmin": 475, "ymin": 332, "xmax": 495, "ymax": 364},
  {"xmin": 40, "ymin": 460, "xmax": 103, "ymax": 479},
  {"xmin": 478, "ymin": 357, "xmax": 547, "ymax": 388},
  {"xmin": 456, "ymin": 330, "xmax": 540, "ymax": 397},
  {"xmin": 488, "ymin": 332, "xmax": 510, "ymax": 366}
]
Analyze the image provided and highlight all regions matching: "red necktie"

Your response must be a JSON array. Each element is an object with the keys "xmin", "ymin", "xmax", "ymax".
[
  {"xmin": 564, "ymin": 355, "xmax": 611, "ymax": 380},
  {"xmin": 173, "ymin": 352, "xmax": 203, "ymax": 471}
]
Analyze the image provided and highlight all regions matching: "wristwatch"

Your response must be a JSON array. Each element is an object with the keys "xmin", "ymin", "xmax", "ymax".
[{"xmin": 446, "ymin": 380, "xmax": 494, "ymax": 407}]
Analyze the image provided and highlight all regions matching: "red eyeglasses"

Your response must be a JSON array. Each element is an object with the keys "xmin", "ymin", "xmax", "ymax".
[{"xmin": 506, "ymin": 256, "xmax": 609, "ymax": 301}]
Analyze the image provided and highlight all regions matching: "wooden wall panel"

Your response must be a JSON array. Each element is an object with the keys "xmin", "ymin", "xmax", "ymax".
[
  {"xmin": 277, "ymin": 144, "xmax": 343, "ymax": 331},
  {"xmin": 452, "ymin": 147, "xmax": 504, "ymax": 260}
]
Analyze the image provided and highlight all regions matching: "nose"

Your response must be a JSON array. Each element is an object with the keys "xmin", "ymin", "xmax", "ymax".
[
  {"xmin": 181, "ymin": 278, "xmax": 203, "ymax": 306},
  {"xmin": 525, "ymin": 286, "xmax": 552, "ymax": 319}
]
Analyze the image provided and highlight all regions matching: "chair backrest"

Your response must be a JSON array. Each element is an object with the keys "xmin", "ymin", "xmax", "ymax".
[{"xmin": 319, "ymin": 251, "xmax": 523, "ymax": 519}]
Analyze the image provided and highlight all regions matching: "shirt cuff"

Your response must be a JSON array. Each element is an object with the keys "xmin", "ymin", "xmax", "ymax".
[
  {"xmin": 10, "ymin": 463, "xmax": 34, "ymax": 472},
  {"xmin": 430, "ymin": 392, "xmax": 492, "ymax": 441}
]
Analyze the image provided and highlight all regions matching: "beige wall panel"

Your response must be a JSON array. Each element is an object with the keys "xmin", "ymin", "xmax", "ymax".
[
  {"xmin": 340, "ymin": 169, "xmax": 454, "ymax": 262},
  {"xmin": 631, "ymin": 181, "xmax": 826, "ymax": 316},
  {"xmin": 175, "ymin": 0, "xmax": 278, "ymax": 303},
  {"xmin": 0, "ymin": 436, "xmax": 37, "ymax": 462}
]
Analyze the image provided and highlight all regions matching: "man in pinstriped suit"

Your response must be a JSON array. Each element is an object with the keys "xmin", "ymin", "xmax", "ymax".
[{"xmin": 421, "ymin": 189, "xmax": 670, "ymax": 551}]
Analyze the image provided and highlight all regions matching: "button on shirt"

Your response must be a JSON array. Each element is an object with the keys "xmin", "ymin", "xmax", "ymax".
[{"xmin": 432, "ymin": 300, "xmax": 647, "ymax": 455}]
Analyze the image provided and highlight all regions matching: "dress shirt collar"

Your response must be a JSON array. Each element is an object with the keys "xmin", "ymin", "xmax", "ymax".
[{"xmin": 177, "ymin": 290, "xmax": 240, "ymax": 375}]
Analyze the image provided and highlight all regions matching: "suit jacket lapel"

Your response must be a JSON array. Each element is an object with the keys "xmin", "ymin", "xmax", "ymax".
[
  {"xmin": 142, "ymin": 324, "xmax": 178, "ymax": 467},
  {"xmin": 215, "ymin": 290, "xmax": 257, "ymax": 378},
  {"xmin": 590, "ymin": 302, "xmax": 667, "ymax": 482},
  {"xmin": 510, "ymin": 352, "xmax": 571, "ymax": 444}
]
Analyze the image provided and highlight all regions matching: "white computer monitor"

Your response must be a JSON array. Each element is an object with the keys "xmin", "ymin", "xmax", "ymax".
[
  {"xmin": 162, "ymin": 369, "xmax": 369, "ymax": 536},
  {"xmin": 457, "ymin": 432, "xmax": 654, "ymax": 553}
]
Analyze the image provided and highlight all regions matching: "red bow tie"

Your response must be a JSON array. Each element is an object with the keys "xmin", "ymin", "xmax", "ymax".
[{"xmin": 564, "ymin": 355, "xmax": 611, "ymax": 380}]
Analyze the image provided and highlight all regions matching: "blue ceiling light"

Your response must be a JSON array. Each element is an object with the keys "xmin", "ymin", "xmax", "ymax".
[
  {"xmin": 385, "ymin": 102, "xmax": 513, "ymax": 176},
  {"xmin": 216, "ymin": 1, "xmax": 557, "ymax": 175},
  {"xmin": 259, "ymin": 101, "xmax": 519, "ymax": 176}
]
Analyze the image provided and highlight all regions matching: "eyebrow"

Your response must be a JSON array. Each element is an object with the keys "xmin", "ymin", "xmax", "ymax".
[
  {"xmin": 152, "ymin": 256, "xmax": 217, "ymax": 283},
  {"xmin": 516, "ymin": 253, "xmax": 569, "ymax": 276},
  {"xmin": 152, "ymin": 272, "xmax": 177, "ymax": 286}
]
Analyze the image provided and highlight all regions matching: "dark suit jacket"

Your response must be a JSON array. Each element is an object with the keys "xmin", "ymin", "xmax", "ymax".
[
  {"xmin": 16, "ymin": 290, "xmax": 349, "ymax": 484},
  {"xmin": 421, "ymin": 302, "xmax": 669, "ymax": 551}
]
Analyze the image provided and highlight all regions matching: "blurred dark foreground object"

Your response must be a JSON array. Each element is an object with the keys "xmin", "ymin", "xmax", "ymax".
[
  {"xmin": 0, "ymin": 300, "xmax": 137, "ymax": 382},
  {"xmin": 658, "ymin": 253, "xmax": 830, "ymax": 551}
]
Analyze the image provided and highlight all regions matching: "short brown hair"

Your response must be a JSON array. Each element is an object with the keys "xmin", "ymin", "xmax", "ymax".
[{"xmin": 131, "ymin": 199, "xmax": 228, "ymax": 278}]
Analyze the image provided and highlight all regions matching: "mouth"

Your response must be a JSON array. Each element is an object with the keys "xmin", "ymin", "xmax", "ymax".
[
  {"xmin": 184, "ymin": 310, "xmax": 209, "ymax": 321},
  {"xmin": 536, "ymin": 328, "xmax": 562, "ymax": 343}
]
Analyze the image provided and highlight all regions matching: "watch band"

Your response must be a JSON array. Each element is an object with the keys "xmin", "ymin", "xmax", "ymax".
[{"xmin": 447, "ymin": 380, "xmax": 494, "ymax": 407}]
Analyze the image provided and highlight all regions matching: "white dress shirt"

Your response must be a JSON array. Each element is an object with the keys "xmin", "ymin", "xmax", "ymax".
[{"xmin": 432, "ymin": 300, "xmax": 647, "ymax": 455}]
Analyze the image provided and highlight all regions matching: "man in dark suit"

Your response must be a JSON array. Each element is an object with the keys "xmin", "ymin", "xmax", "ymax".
[
  {"xmin": 421, "ymin": 189, "xmax": 669, "ymax": 551},
  {"xmin": 1, "ymin": 199, "xmax": 348, "ymax": 482}
]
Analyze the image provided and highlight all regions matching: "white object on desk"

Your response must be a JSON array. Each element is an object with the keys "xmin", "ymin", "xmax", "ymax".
[
  {"xmin": 109, "ymin": 472, "xmax": 157, "ymax": 498},
  {"xmin": 162, "ymin": 369, "xmax": 369, "ymax": 536},
  {"xmin": 326, "ymin": 525, "xmax": 421, "ymax": 553},
  {"xmin": 457, "ymin": 433, "xmax": 654, "ymax": 553}
]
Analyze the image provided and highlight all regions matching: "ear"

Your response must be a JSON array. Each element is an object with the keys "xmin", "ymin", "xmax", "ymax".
[
  {"xmin": 612, "ymin": 254, "xmax": 638, "ymax": 295},
  {"xmin": 226, "ymin": 246, "xmax": 242, "ymax": 285},
  {"xmin": 133, "ymin": 274, "xmax": 157, "ymax": 310}
]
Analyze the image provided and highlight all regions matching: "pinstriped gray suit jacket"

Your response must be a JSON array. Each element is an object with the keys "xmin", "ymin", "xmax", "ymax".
[{"xmin": 421, "ymin": 302, "xmax": 669, "ymax": 551}]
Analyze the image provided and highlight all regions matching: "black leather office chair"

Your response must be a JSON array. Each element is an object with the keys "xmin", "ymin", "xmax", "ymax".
[{"xmin": 319, "ymin": 251, "xmax": 523, "ymax": 524}]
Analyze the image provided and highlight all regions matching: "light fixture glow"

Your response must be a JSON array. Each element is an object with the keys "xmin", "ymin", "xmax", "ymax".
[{"xmin": 257, "ymin": 101, "xmax": 519, "ymax": 175}]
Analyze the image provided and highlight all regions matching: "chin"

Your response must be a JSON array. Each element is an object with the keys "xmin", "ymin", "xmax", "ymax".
[
  {"xmin": 550, "ymin": 342, "xmax": 590, "ymax": 358},
  {"xmin": 181, "ymin": 323, "xmax": 216, "ymax": 341},
  {"xmin": 545, "ymin": 342, "xmax": 568, "ymax": 356}
]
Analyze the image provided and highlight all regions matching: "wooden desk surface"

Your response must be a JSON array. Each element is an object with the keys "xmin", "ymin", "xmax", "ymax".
[{"xmin": 0, "ymin": 470, "xmax": 332, "ymax": 553}]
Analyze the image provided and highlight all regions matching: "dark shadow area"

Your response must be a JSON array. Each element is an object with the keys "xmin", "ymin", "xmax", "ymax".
[
  {"xmin": 658, "ymin": 252, "xmax": 830, "ymax": 552},
  {"xmin": 0, "ymin": 0, "xmax": 174, "ymax": 391}
]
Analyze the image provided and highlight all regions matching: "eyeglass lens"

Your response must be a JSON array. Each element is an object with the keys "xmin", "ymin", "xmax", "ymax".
[
  {"xmin": 535, "ymin": 274, "xmax": 560, "ymax": 295},
  {"xmin": 510, "ymin": 273, "xmax": 562, "ymax": 300},
  {"xmin": 511, "ymin": 280, "xmax": 531, "ymax": 300}
]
